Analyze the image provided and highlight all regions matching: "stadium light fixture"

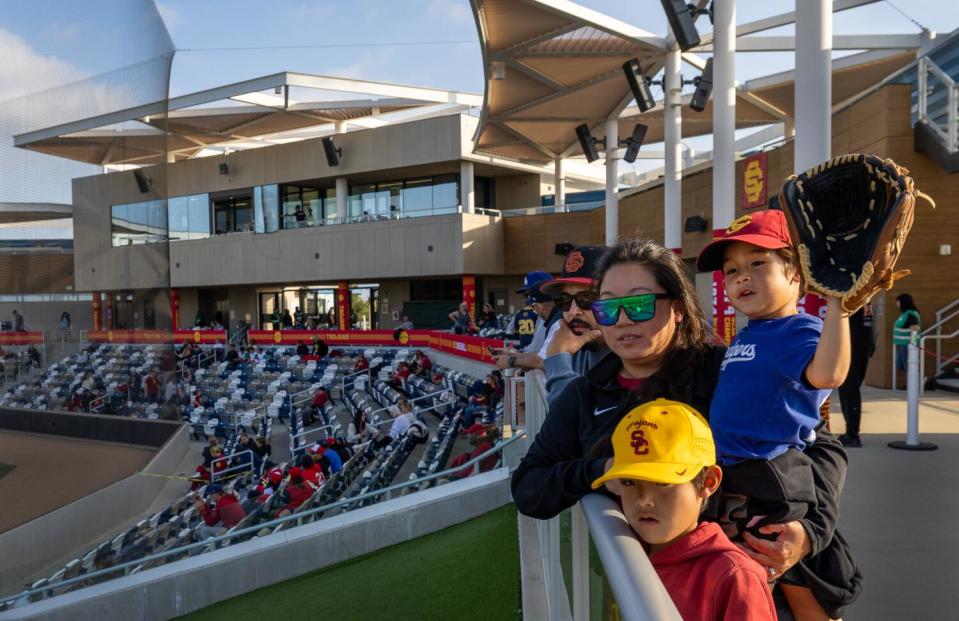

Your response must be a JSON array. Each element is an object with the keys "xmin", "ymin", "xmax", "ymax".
[
  {"xmin": 322, "ymin": 137, "xmax": 342, "ymax": 167},
  {"xmin": 575, "ymin": 124, "xmax": 601, "ymax": 163},
  {"xmin": 622, "ymin": 124, "xmax": 648, "ymax": 164},
  {"xmin": 660, "ymin": 0, "xmax": 712, "ymax": 51},
  {"xmin": 689, "ymin": 57, "xmax": 714, "ymax": 112},
  {"xmin": 133, "ymin": 169, "xmax": 152, "ymax": 194},
  {"xmin": 622, "ymin": 59, "xmax": 657, "ymax": 113}
]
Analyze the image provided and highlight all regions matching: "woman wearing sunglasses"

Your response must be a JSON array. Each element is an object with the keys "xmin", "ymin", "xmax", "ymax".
[{"xmin": 511, "ymin": 239, "xmax": 848, "ymax": 612}]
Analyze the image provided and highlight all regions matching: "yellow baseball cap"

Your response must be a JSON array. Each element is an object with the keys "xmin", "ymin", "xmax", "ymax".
[{"xmin": 591, "ymin": 399, "xmax": 716, "ymax": 488}]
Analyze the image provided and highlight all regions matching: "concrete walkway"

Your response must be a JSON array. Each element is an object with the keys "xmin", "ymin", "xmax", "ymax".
[{"xmin": 830, "ymin": 386, "xmax": 959, "ymax": 620}]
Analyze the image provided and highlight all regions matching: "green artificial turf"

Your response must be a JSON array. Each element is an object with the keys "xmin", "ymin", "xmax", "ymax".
[
  {"xmin": 0, "ymin": 463, "xmax": 14, "ymax": 481},
  {"xmin": 180, "ymin": 504, "xmax": 521, "ymax": 621}
]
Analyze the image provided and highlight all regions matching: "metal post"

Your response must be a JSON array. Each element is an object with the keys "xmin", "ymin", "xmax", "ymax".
[
  {"xmin": 794, "ymin": 0, "xmax": 832, "ymax": 172},
  {"xmin": 571, "ymin": 503, "xmax": 590, "ymax": 621},
  {"xmin": 889, "ymin": 334, "xmax": 938, "ymax": 451},
  {"xmin": 663, "ymin": 38, "xmax": 683, "ymax": 253},
  {"xmin": 554, "ymin": 157, "xmax": 566, "ymax": 212},
  {"xmin": 604, "ymin": 118, "xmax": 619, "ymax": 244},
  {"xmin": 712, "ymin": 0, "xmax": 736, "ymax": 231},
  {"xmin": 917, "ymin": 57, "xmax": 928, "ymax": 124},
  {"xmin": 948, "ymin": 84, "xmax": 958, "ymax": 152},
  {"xmin": 460, "ymin": 160, "xmax": 475, "ymax": 214},
  {"xmin": 335, "ymin": 177, "xmax": 348, "ymax": 222}
]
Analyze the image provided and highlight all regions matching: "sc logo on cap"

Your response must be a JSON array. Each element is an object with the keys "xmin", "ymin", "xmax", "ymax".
[
  {"xmin": 726, "ymin": 214, "xmax": 752, "ymax": 234},
  {"xmin": 564, "ymin": 251, "xmax": 585, "ymax": 273}
]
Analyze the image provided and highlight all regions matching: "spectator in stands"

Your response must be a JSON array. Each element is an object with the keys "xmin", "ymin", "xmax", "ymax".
[
  {"xmin": 388, "ymin": 400, "xmax": 415, "ymax": 440},
  {"xmin": 347, "ymin": 411, "xmax": 371, "ymax": 447},
  {"xmin": 325, "ymin": 309, "xmax": 336, "ymax": 328},
  {"xmin": 276, "ymin": 468, "xmax": 313, "ymax": 518},
  {"xmin": 294, "ymin": 203, "xmax": 307, "ymax": 225},
  {"xmin": 494, "ymin": 283, "xmax": 560, "ymax": 371},
  {"xmin": 463, "ymin": 380, "xmax": 492, "ymax": 428},
  {"xmin": 388, "ymin": 361, "xmax": 411, "ymax": 389},
  {"xmin": 195, "ymin": 484, "xmax": 246, "ymax": 540},
  {"xmin": 407, "ymin": 417, "xmax": 430, "ymax": 445},
  {"xmin": 312, "ymin": 337, "xmax": 329, "ymax": 358},
  {"xmin": 354, "ymin": 353, "xmax": 369, "ymax": 372},
  {"xmin": 254, "ymin": 436, "xmax": 272, "ymax": 465},
  {"xmin": 254, "ymin": 347, "xmax": 267, "ymax": 365},
  {"xmin": 294, "ymin": 306, "xmax": 304, "ymax": 328},
  {"xmin": 12, "ymin": 310, "xmax": 24, "ymax": 332},
  {"xmin": 281, "ymin": 309, "xmax": 294, "ymax": 329},
  {"xmin": 412, "ymin": 350, "xmax": 432, "ymax": 376},
  {"xmin": 225, "ymin": 344, "xmax": 240, "ymax": 371},
  {"xmin": 296, "ymin": 340, "xmax": 309, "ymax": 357},
  {"xmin": 590, "ymin": 402, "xmax": 776, "ymax": 620},
  {"xmin": 26, "ymin": 345, "xmax": 40, "ymax": 369},
  {"xmin": 301, "ymin": 453, "xmax": 326, "ymax": 487},
  {"xmin": 271, "ymin": 308, "xmax": 281, "ymax": 330},
  {"xmin": 194, "ymin": 311, "xmax": 205, "ymax": 328},
  {"xmin": 212, "ymin": 339, "xmax": 225, "ymax": 362},
  {"xmin": 511, "ymin": 238, "xmax": 851, "ymax": 620},
  {"xmin": 398, "ymin": 315, "xmax": 414, "ymax": 330},
  {"xmin": 211, "ymin": 312, "xmax": 225, "ymax": 330},
  {"xmin": 327, "ymin": 435, "xmax": 352, "ymax": 463},
  {"xmin": 202, "ymin": 436, "xmax": 221, "ymax": 468},
  {"xmin": 243, "ymin": 467, "xmax": 283, "ymax": 513},
  {"xmin": 449, "ymin": 302, "xmax": 472, "ymax": 335},
  {"xmin": 450, "ymin": 424, "xmax": 499, "ymax": 479},
  {"xmin": 305, "ymin": 386, "xmax": 330, "ymax": 426},
  {"xmin": 314, "ymin": 440, "xmax": 342, "ymax": 473},
  {"xmin": 477, "ymin": 303, "xmax": 498, "ymax": 330},
  {"xmin": 233, "ymin": 441, "xmax": 263, "ymax": 475},
  {"xmin": 144, "ymin": 369, "xmax": 160, "ymax": 403},
  {"xmin": 59, "ymin": 311, "xmax": 72, "ymax": 341}
]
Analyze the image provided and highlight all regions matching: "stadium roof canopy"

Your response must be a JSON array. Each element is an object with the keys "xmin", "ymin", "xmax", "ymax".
[
  {"xmin": 14, "ymin": 73, "xmax": 484, "ymax": 167},
  {"xmin": 469, "ymin": 0, "xmax": 925, "ymax": 164}
]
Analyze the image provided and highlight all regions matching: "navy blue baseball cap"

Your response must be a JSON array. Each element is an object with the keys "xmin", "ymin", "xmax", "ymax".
[
  {"xmin": 527, "ymin": 284, "xmax": 553, "ymax": 304},
  {"xmin": 517, "ymin": 271, "xmax": 552, "ymax": 294}
]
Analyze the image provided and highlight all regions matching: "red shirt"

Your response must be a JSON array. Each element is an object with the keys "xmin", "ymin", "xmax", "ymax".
[
  {"xmin": 355, "ymin": 358, "xmax": 369, "ymax": 371},
  {"xmin": 419, "ymin": 356, "xmax": 432, "ymax": 370},
  {"xmin": 284, "ymin": 483, "xmax": 313, "ymax": 510},
  {"xmin": 144, "ymin": 375, "xmax": 160, "ymax": 396},
  {"xmin": 201, "ymin": 494, "xmax": 246, "ymax": 528},
  {"xmin": 310, "ymin": 390, "xmax": 329, "ymax": 409},
  {"xmin": 650, "ymin": 522, "xmax": 776, "ymax": 621},
  {"xmin": 396, "ymin": 367, "xmax": 411, "ymax": 380},
  {"xmin": 616, "ymin": 375, "xmax": 646, "ymax": 391}
]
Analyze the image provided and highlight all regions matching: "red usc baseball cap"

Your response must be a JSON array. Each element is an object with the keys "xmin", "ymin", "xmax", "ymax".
[
  {"xmin": 695, "ymin": 210, "xmax": 792, "ymax": 272},
  {"xmin": 540, "ymin": 245, "xmax": 608, "ymax": 294}
]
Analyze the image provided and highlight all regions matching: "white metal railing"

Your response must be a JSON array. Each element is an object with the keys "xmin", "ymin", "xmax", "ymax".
[
  {"xmin": 892, "ymin": 297, "xmax": 959, "ymax": 391},
  {"xmin": 917, "ymin": 56, "xmax": 959, "ymax": 152},
  {"xmin": 931, "ymin": 297, "xmax": 959, "ymax": 378},
  {"xmin": 520, "ymin": 370, "xmax": 681, "ymax": 621},
  {"xmin": 210, "ymin": 450, "xmax": 256, "ymax": 483},
  {"xmin": 499, "ymin": 200, "xmax": 604, "ymax": 218}
]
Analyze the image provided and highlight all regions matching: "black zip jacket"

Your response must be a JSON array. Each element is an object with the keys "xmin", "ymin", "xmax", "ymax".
[{"xmin": 510, "ymin": 344, "xmax": 848, "ymax": 557}]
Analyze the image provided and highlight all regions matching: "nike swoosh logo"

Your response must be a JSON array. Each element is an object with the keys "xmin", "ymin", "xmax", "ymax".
[
  {"xmin": 675, "ymin": 468, "xmax": 688, "ymax": 476},
  {"xmin": 593, "ymin": 406, "xmax": 618, "ymax": 416}
]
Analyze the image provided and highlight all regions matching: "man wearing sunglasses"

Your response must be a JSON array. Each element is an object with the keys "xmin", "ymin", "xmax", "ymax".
[
  {"xmin": 537, "ymin": 245, "xmax": 611, "ymax": 408},
  {"xmin": 494, "ymin": 273, "xmax": 560, "ymax": 371}
]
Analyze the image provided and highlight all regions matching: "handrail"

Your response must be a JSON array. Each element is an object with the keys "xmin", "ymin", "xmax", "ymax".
[
  {"xmin": 289, "ymin": 424, "xmax": 336, "ymax": 454},
  {"xmin": 929, "ymin": 297, "xmax": 959, "ymax": 377},
  {"xmin": 210, "ymin": 450, "xmax": 255, "ymax": 483},
  {"xmin": 0, "ymin": 431, "xmax": 526, "ymax": 607},
  {"xmin": 580, "ymin": 494, "xmax": 683, "ymax": 621},
  {"xmin": 920, "ymin": 330, "xmax": 959, "ymax": 397},
  {"xmin": 367, "ymin": 389, "xmax": 450, "ymax": 418}
]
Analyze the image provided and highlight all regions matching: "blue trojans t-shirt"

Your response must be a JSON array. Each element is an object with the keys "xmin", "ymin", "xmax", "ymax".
[{"xmin": 710, "ymin": 313, "xmax": 830, "ymax": 464}]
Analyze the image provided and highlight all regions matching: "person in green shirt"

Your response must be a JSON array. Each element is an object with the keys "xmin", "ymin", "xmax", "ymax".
[{"xmin": 892, "ymin": 293, "xmax": 921, "ymax": 375}]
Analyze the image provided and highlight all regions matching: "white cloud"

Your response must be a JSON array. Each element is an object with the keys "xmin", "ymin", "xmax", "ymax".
[
  {"xmin": 429, "ymin": 0, "xmax": 472, "ymax": 24},
  {"xmin": 0, "ymin": 28, "xmax": 82, "ymax": 102}
]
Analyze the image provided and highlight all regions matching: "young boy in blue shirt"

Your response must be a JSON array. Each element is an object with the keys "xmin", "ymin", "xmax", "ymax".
[{"xmin": 697, "ymin": 209, "xmax": 861, "ymax": 620}]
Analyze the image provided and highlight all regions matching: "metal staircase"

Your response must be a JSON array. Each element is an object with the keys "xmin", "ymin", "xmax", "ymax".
[{"xmin": 899, "ymin": 31, "xmax": 959, "ymax": 172}]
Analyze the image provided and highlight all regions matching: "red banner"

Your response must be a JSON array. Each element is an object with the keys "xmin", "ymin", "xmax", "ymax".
[
  {"xmin": 0, "ymin": 331, "xmax": 44, "ymax": 346},
  {"xmin": 337, "ymin": 281, "xmax": 350, "ymax": 331},
  {"xmin": 798, "ymin": 294, "xmax": 827, "ymax": 320},
  {"xmin": 88, "ymin": 329, "xmax": 227, "ymax": 344},
  {"xmin": 92, "ymin": 292, "xmax": 101, "ymax": 331},
  {"xmin": 710, "ymin": 228, "xmax": 737, "ymax": 345},
  {"xmin": 462, "ymin": 275, "xmax": 476, "ymax": 320},
  {"xmin": 741, "ymin": 151, "xmax": 768, "ymax": 210},
  {"xmin": 104, "ymin": 295, "xmax": 114, "ymax": 330},
  {"xmin": 246, "ymin": 329, "xmax": 505, "ymax": 364}
]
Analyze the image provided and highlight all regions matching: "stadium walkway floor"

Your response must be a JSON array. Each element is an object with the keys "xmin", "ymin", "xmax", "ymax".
[{"xmin": 831, "ymin": 386, "xmax": 959, "ymax": 620}]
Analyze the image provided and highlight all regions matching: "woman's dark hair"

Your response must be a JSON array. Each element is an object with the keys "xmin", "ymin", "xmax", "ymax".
[
  {"xmin": 354, "ymin": 410, "xmax": 367, "ymax": 434},
  {"xmin": 896, "ymin": 293, "xmax": 918, "ymax": 313},
  {"xmin": 593, "ymin": 238, "xmax": 716, "ymax": 404}
]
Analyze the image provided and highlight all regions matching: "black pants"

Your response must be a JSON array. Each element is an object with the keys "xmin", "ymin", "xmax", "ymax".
[{"xmin": 838, "ymin": 339, "xmax": 871, "ymax": 436}]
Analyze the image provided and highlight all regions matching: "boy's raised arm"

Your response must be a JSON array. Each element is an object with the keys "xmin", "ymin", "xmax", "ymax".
[{"xmin": 804, "ymin": 297, "xmax": 851, "ymax": 389}]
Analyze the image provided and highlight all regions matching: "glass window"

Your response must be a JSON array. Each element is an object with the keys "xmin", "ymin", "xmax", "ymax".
[
  {"xmin": 213, "ymin": 193, "xmax": 253, "ymax": 234},
  {"xmin": 111, "ymin": 200, "xmax": 166, "ymax": 246},
  {"xmin": 168, "ymin": 196, "xmax": 189, "ymax": 241},
  {"xmin": 254, "ymin": 185, "xmax": 280, "ymax": 233},
  {"xmin": 188, "ymin": 194, "xmax": 211, "ymax": 239},
  {"xmin": 433, "ymin": 174, "xmax": 458, "ymax": 214},
  {"xmin": 402, "ymin": 179, "xmax": 432, "ymax": 215}
]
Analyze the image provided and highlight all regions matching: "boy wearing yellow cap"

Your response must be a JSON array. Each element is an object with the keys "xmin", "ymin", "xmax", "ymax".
[{"xmin": 593, "ymin": 399, "xmax": 776, "ymax": 621}]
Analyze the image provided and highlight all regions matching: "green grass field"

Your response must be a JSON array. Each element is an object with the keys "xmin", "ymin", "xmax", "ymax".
[
  {"xmin": 180, "ymin": 504, "xmax": 521, "ymax": 621},
  {"xmin": 0, "ymin": 463, "xmax": 14, "ymax": 481}
]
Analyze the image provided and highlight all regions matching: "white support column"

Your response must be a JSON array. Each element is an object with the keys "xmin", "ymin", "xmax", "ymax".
[
  {"xmin": 335, "ymin": 177, "xmax": 348, "ymax": 221},
  {"xmin": 604, "ymin": 118, "xmax": 619, "ymax": 244},
  {"xmin": 460, "ymin": 160, "xmax": 475, "ymax": 214},
  {"xmin": 334, "ymin": 121, "xmax": 347, "ymax": 134},
  {"xmin": 712, "ymin": 0, "xmax": 737, "ymax": 232},
  {"xmin": 794, "ymin": 0, "xmax": 832, "ymax": 173},
  {"xmin": 663, "ymin": 40, "xmax": 683, "ymax": 253},
  {"xmin": 554, "ymin": 157, "xmax": 566, "ymax": 212}
]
